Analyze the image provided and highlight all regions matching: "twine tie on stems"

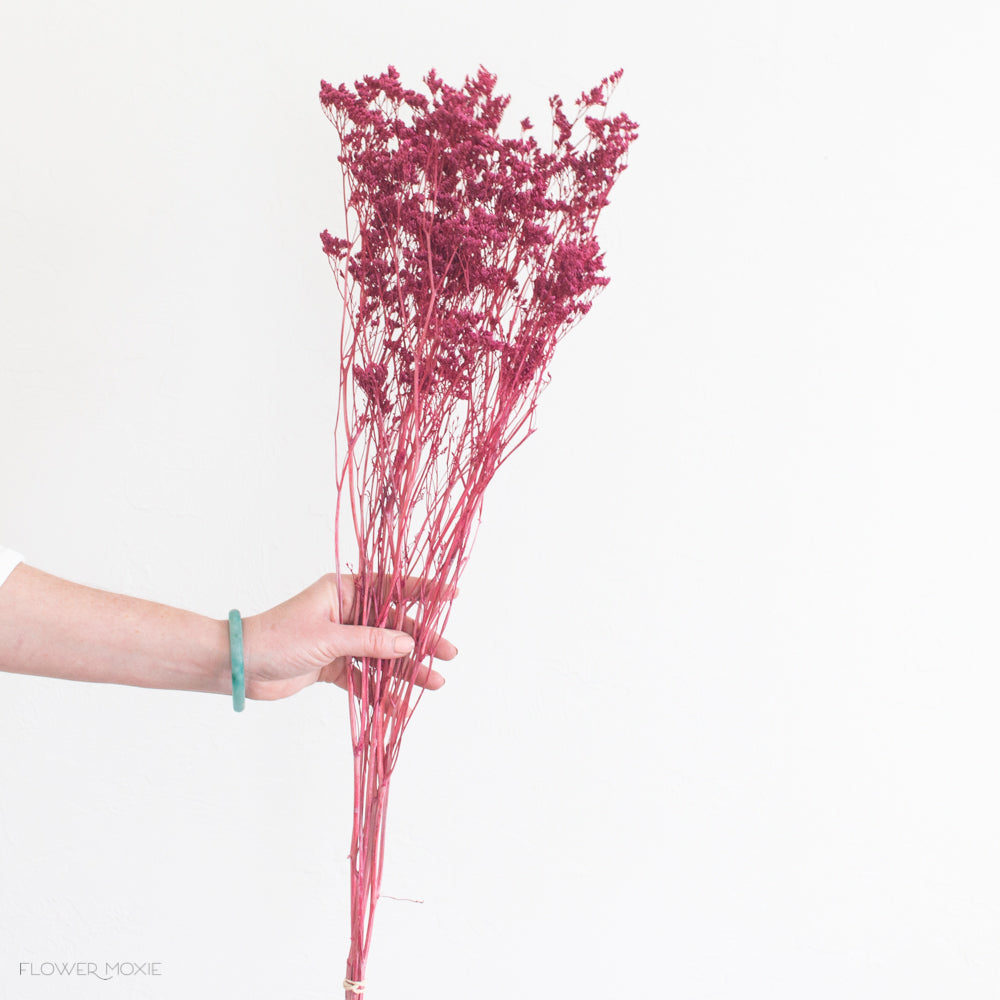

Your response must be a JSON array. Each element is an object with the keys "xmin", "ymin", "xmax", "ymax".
[{"xmin": 343, "ymin": 979, "xmax": 366, "ymax": 995}]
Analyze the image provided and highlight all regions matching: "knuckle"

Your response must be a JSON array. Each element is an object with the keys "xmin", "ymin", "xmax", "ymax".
[{"xmin": 361, "ymin": 625, "xmax": 388, "ymax": 656}]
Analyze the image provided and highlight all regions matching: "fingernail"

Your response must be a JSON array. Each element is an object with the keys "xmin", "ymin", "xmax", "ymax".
[{"xmin": 394, "ymin": 634, "xmax": 414, "ymax": 654}]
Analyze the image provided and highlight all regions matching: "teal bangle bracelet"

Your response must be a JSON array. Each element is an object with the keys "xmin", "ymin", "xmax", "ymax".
[{"xmin": 228, "ymin": 610, "xmax": 246, "ymax": 712}]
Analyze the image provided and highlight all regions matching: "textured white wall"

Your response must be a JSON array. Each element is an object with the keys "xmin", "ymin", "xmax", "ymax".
[{"xmin": 3, "ymin": 2, "xmax": 1000, "ymax": 997}]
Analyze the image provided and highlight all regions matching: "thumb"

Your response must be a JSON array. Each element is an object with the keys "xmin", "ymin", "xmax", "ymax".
[{"xmin": 331, "ymin": 623, "xmax": 414, "ymax": 661}]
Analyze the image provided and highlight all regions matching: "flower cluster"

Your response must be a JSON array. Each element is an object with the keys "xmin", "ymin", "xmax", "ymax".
[{"xmin": 320, "ymin": 65, "xmax": 637, "ymax": 419}]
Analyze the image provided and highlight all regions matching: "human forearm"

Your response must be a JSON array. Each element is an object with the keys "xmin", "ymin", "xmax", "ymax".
[
  {"xmin": 0, "ymin": 564, "xmax": 230, "ymax": 695},
  {"xmin": 0, "ymin": 563, "xmax": 456, "ymax": 702}
]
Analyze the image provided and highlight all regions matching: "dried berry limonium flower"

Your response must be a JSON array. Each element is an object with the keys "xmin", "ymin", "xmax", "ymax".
[{"xmin": 319, "ymin": 65, "xmax": 637, "ymax": 997}]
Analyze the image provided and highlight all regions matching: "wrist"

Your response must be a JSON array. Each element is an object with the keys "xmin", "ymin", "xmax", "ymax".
[
  {"xmin": 175, "ymin": 613, "xmax": 232, "ymax": 696},
  {"xmin": 237, "ymin": 613, "xmax": 266, "ymax": 693}
]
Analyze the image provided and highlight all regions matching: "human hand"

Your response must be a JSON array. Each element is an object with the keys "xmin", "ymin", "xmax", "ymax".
[{"xmin": 240, "ymin": 574, "xmax": 457, "ymax": 701}]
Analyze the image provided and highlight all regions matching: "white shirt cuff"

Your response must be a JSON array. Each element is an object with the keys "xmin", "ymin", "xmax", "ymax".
[{"xmin": 0, "ymin": 546, "xmax": 24, "ymax": 587}]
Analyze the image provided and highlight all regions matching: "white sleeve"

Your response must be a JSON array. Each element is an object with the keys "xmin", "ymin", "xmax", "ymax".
[{"xmin": 0, "ymin": 546, "xmax": 24, "ymax": 587}]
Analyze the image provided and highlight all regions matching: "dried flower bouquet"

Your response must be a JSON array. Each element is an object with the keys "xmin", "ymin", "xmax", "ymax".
[{"xmin": 319, "ymin": 65, "xmax": 637, "ymax": 997}]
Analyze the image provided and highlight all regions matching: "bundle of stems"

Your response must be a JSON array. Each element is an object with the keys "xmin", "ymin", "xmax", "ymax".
[{"xmin": 319, "ymin": 65, "xmax": 637, "ymax": 997}]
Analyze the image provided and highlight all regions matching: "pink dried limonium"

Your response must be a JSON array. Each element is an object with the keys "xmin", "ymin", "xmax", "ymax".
[{"xmin": 319, "ymin": 66, "xmax": 637, "ymax": 997}]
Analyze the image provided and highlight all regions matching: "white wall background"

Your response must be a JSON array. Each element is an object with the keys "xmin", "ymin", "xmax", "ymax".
[{"xmin": 2, "ymin": 1, "xmax": 999, "ymax": 997}]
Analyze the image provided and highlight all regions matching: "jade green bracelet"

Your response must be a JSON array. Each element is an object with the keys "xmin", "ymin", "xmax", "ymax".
[{"xmin": 228, "ymin": 610, "xmax": 246, "ymax": 712}]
